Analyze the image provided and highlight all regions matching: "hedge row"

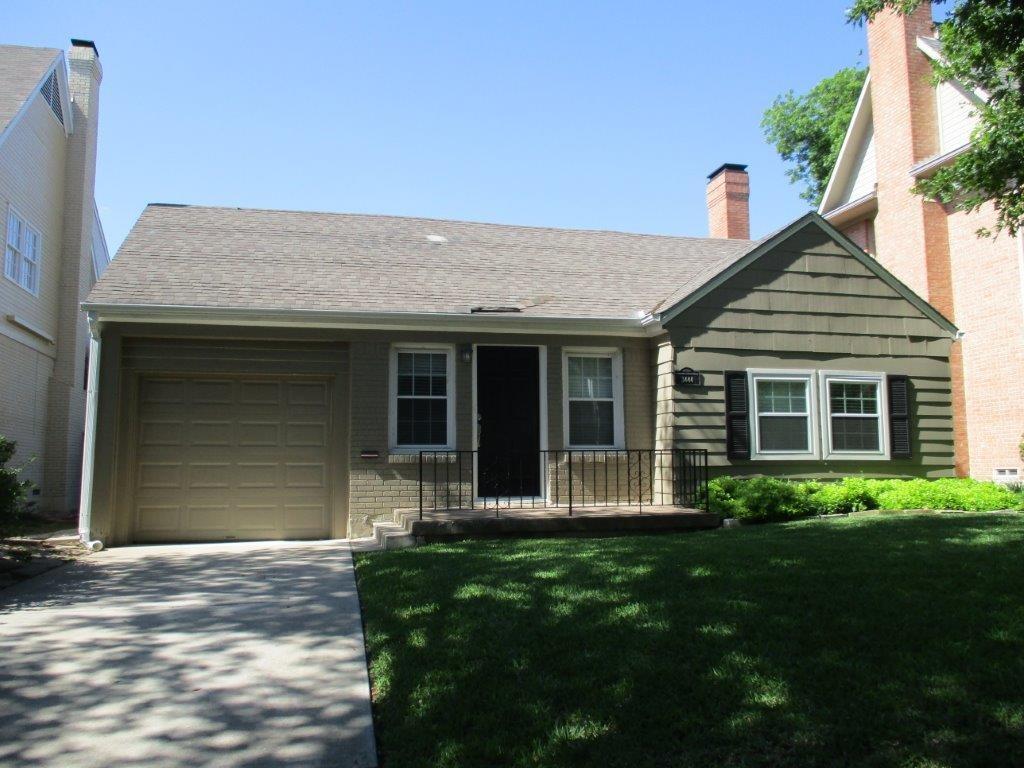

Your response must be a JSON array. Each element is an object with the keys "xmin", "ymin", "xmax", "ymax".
[{"xmin": 709, "ymin": 476, "xmax": 1024, "ymax": 523}]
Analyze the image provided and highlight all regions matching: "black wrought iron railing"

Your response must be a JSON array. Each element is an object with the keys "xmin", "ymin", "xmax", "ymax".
[{"xmin": 417, "ymin": 449, "xmax": 709, "ymax": 519}]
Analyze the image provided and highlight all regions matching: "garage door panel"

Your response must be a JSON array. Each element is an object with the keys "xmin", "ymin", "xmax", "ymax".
[
  {"xmin": 137, "ymin": 505, "xmax": 182, "ymax": 532},
  {"xmin": 234, "ymin": 505, "xmax": 279, "ymax": 531},
  {"xmin": 190, "ymin": 379, "xmax": 234, "ymax": 404},
  {"xmin": 184, "ymin": 505, "xmax": 232, "ymax": 531},
  {"xmin": 288, "ymin": 381, "xmax": 328, "ymax": 406},
  {"xmin": 140, "ymin": 378, "xmax": 185, "ymax": 404},
  {"xmin": 188, "ymin": 463, "xmax": 231, "ymax": 489},
  {"xmin": 238, "ymin": 421, "xmax": 280, "ymax": 447},
  {"xmin": 133, "ymin": 374, "xmax": 331, "ymax": 543},
  {"xmin": 239, "ymin": 380, "xmax": 281, "ymax": 405},
  {"xmin": 285, "ymin": 463, "xmax": 326, "ymax": 488},
  {"xmin": 237, "ymin": 462, "xmax": 280, "ymax": 488},
  {"xmin": 139, "ymin": 420, "xmax": 184, "ymax": 447},
  {"xmin": 190, "ymin": 420, "xmax": 233, "ymax": 446},
  {"xmin": 285, "ymin": 504, "xmax": 328, "ymax": 531},
  {"xmin": 138, "ymin": 462, "xmax": 183, "ymax": 489},
  {"xmin": 286, "ymin": 422, "xmax": 327, "ymax": 447}
]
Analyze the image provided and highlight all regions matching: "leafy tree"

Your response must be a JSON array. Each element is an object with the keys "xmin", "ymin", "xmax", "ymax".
[
  {"xmin": 761, "ymin": 67, "xmax": 868, "ymax": 205},
  {"xmin": 0, "ymin": 436, "xmax": 32, "ymax": 530},
  {"xmin": 848, "ymin": 0, "xmax": 1024, "ymax": 236}
]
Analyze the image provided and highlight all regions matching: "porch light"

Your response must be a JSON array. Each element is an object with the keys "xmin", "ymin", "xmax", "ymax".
[{"xmin": 459, "ymin": 344, "xmax": 473, "ymax": 364}]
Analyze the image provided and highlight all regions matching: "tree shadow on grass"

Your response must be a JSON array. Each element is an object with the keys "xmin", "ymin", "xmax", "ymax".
[
  {"xmin": 356, "ymin": 513, "xmax": 1024, "ymax": 768},
  {"xmin": 0, "ymin": 542, "xmax": 376, "ymax": 768}
]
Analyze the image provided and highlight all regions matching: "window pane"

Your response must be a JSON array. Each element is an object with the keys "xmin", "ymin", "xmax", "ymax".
[
  {"xmin": 7, "ymin": 215, "xmax": 20, "ymax": 248},
  {"xmin": 832, "ymin": 416, "xmax": 880, "ymax": 452},
  {"xmin": 396, "ymin": 397, "xmax": 447, "ymax": 446},
  {"xmin": 829, "ymin": 381, "xmax": 878, "ymax": 415},
  {"xmin": 569, "ymin": 401, "xmax": 614, "ymax": 446},
  {"xmin": 568, "ymin": 355, "xmax": 613, "ymax": 399},
  {"xmin": 758, "ymin": 416, "xmax": 809, "ymax": 451},
  {"xmin": 4, "ymin": 246, "xmax": 17, "ymax": 281},
  {"xmin": 756, "ymin": 380, "xmax": 807, "ymax": 414}
]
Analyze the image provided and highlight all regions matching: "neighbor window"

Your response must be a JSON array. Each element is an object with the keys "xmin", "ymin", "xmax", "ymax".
[
  {"xmin": 5, "ymin": 208, "xmax": 40, "ymax": 295},
  {"xmin": 564, "ymin": 350, "xmax": 623, "ymax": 448},
  {"xmin": 750, "ymin": 372, "xmax": 815, "ymax": 458},
  {"xmin": 391, "ymin": 347, "xmax": 454, "ymax": 449},
  {"xmin": 822, "ymin": 374, "xmax": 886, "ymax": 458}
]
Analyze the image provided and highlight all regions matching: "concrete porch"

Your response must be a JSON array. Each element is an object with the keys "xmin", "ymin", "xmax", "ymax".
[{"xmin": 352, "ymin": 505, "xmax": 720, "ymax": 551}]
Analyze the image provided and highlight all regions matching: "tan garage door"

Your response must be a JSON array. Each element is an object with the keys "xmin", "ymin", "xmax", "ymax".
[{"xmin": 132, "ymin": 375, "xmax": 331, "ymax": 542}]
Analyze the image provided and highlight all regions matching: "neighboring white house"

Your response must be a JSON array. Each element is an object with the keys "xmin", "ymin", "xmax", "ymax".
[{"xmin": 0, "ymin": 40, "xmax": 108, "ymax": 514}]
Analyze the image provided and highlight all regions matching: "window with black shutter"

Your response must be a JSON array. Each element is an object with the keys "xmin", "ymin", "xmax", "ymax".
[
  {"xmin": 887, "ymin": 375, "xmax": 912, "ymax": 458},
  {"xmin": 724, "ymin": 371, "xmax": 750, "ymax": 459}
]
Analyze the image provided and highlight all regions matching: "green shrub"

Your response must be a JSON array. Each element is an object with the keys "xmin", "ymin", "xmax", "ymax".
[
  {"xmin": 709, "ymin": 475, "xmax": 1024, "ymax": 523},
  {"xmin": 873, "ymin": 477, "xmax": 1022, "ymax": 512},
  {"xmin": 708, "ymin": 476, "xmax": 813, "ymax": 523},
  {"xmin": 0, "ymin": 436, "xmax": 32, "ymax": 530}
]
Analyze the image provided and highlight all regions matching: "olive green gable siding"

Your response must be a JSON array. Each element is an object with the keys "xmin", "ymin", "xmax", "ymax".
[{"xmin": 660, "ymin": 225, "xmax": 955, "ymax": 479}]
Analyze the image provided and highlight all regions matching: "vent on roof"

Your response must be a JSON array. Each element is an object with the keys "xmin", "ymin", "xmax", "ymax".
[
  {"xmin": 40, "ymin": 70, "xmax": 64, "ymax": 126},
  {"xmin": 426, "ymin": 234, "xmax": 448, "ymax": 244},
  {"xmin": 470, "ymin": 306, "xmax": 522, "ymax": 313}
]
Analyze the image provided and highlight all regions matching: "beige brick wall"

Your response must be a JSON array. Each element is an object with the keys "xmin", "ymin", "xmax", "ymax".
[
  {"xmin": 0, "ymin": 334, "xmax": 53, "ymax": 496},
  {"xmin": 345, "ymin": 334, "xmax": 653, "ymax": 537}
]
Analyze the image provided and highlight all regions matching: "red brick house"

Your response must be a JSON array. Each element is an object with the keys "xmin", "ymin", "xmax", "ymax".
[{"xmin": 819, "ymin": 1, "xmax": 1024, "ymax": 483}]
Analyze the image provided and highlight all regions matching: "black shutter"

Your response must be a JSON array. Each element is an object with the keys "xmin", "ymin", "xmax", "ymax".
[
  {"xmin": 888, "ymin": 375, "xmax": 912, "ymax": 458},
  {"xmin": 724, "ymin": 371, "xmax": 750, "ymax": 459}
]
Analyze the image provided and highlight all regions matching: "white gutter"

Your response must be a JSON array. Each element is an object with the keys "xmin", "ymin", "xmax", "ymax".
[
  {"xmin": 81, "ymin": 302, "xmax": 665, "ymax": 337},
  {"xmin": 77, "ymin": 314, "xmax": 103, "ymax": 551}
]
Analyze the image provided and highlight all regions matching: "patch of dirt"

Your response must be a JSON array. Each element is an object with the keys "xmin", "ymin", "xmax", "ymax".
[{"xmin": 0, "ymin": 531, "xmax": 90, "ymax": 590}]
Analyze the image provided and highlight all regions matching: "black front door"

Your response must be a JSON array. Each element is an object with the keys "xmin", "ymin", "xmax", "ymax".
[{"xmin": 476, "ymin": 346, "xmax": 541, "ymax": 497}]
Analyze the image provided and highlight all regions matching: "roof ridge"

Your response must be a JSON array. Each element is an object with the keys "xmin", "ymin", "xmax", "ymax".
[{"xmin": 142, "ymin": 202, "xmax": 755, "ymax": 245}]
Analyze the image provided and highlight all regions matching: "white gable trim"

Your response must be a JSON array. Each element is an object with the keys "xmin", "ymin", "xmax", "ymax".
[
  {"xmin": 655, "ymin": 212, "xmax": 959, "ymax": 338},
  {"xmin": 915, "ymin": 37, "xmax": 989, "ymax": 101},
  {"xmin": 0, "ymin": 52, "xmax": 72, "ymax": 152},
  {"xmin": 819, "ymin": 73, "xmax": 873, "ymax": 216}
]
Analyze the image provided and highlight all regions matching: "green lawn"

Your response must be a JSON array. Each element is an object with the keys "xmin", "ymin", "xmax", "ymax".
[{"xmin": 355, "ymin": 513, "xmax": 1024, "ymax": 767}]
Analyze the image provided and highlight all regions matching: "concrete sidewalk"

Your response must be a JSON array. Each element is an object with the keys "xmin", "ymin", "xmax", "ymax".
[{"xmin": 0, "ymin": 540, "xmax": 377, "ymax": 768}]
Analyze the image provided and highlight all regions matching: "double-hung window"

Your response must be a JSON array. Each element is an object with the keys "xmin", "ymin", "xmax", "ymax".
[
  {"xmin": 564, "ymin": 349, "xmax": 623, "ymax": 448},
  {"xmin": 821, "ymin": 373, "xmax": 887, "ymax": 459},
  {"xmin": 5, "ymin": 208, "xmax": 40, "ymax": 295},
  {"xmin": 746, "ymin": 369, "xmax": 890, "ymax": 461},
  {"xmin": 390, "ymin": 346, "xmax": 455, "ymax": 450},
  {"xmin": 749, "ymin": 371, "xmax": 816, "ymax": 459}
]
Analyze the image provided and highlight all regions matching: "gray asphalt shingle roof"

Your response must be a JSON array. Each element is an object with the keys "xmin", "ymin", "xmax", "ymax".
[
  {"xmin": 0, "ymin": 45, "xmax": 61, "ymax": 138},
  {"xmin": 87, "ymin": 204, "xmax": 760, "ymax": 319}
]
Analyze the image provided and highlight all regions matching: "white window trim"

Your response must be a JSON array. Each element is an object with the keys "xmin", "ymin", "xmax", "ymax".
[
  {"xmin": 388, "ymin": 343, "xmax": 457, "ymax": 452},
  {"xmin": 562, "ymin": 347, "xmax": 625, "ymax": 449},
  {"xmin": 4, "ymin": 205, "xmax": 41, "ymax": 296},
  {"xmin": 819, "ymin": 371, "xmax": 890, "ymax": 461},
  {"xmin": 748, "ymin": 369, "xmax": 820, "ymax": 461}
]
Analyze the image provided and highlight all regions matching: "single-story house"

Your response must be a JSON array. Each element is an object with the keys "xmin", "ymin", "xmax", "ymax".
[{"xmin": 78, "ymin": 165, "xmax": 958, "ymax": 546}]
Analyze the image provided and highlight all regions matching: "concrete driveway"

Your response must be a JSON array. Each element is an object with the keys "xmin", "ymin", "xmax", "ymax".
[{"xmin": 0, "ymin": 540, "xmax": 377, "ymax": 768}]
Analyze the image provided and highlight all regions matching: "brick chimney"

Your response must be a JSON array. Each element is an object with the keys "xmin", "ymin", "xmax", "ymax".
[
  {"xmin": 707, "ymin": 163, "xmax": 750, "ymax": 239},
  {"xmin": 867, "ymin": 2, "xmax": 969, "ymax": 475},
  {"xmin": 867, "ymin": 2, "xmax": 947, "ymax": 304},
  {"xmin": 44, "ymin": 39, "xmax": 102, "ymax": 512}
]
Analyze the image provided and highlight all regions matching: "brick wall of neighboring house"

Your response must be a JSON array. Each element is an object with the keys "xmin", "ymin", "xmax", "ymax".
[
  {"xmin": 947, "ymin": 202, "xmax": 1024, "ymax": 480},
  {"xmin": 828, "ymin": 2, "xmax": 1023, "ymax": 480}
]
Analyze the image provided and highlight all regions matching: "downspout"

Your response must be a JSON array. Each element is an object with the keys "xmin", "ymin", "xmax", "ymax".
[{"xmin": 77, "ymin": 313, "xmax": 104, "ymax": 551}]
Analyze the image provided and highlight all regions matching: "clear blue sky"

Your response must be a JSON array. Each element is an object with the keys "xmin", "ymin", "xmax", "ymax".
[{"xmin": 8, "ymin": 1, "xmax": 868, "ymax": 252}]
